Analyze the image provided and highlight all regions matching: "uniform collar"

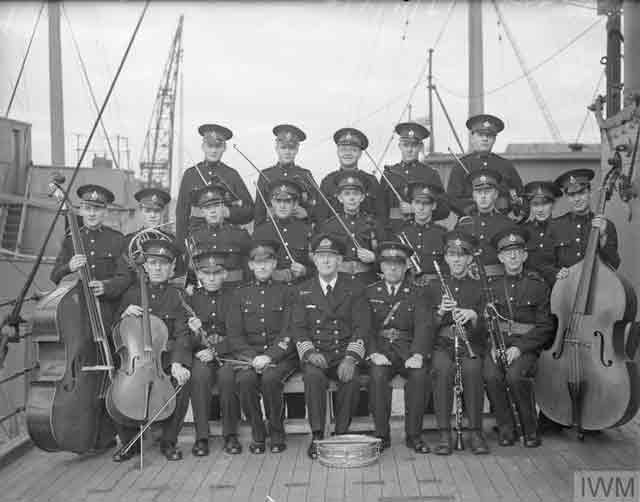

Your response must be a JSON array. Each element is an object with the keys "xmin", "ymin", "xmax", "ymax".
[
  {"xmin": 412, "ymin": 218, "xmax": 432, "ymax": 227},
  {"xmin": 319, "ymin": 275, "xmax": 338, "ymax": 294},
  {"xmin": 82, "ymin": 225, "xmax": 103, "ymax": 233},
  {"xmin": 532, "ymin": 218, "xmax": 549, "ymax": 227},
  {"xmin": 149, "ymin": 281, "xmax": 168, "ymax": 290},
  {"xmin": 202, "ymin": 287, "xmax": 221, "ymax": 297},
  {"xmin": 207, "ymin": 221, "xmax": 226, "ymax": 230},
  {"xmin": 254, "ymin": 278, "xmax": 274, "ymax": 287},
  {"xmin": 505, "ymin": 271, "xmax": 524, "ymax": 281},
  {"xmin": 277, "ymin": 162, "xmax": 295, "ymax": 169}
]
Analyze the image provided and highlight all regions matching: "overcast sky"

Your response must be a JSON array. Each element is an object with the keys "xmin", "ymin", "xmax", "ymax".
[{"xmin": 1, "ymin": 1, "xmax": 605, "ymax": 194}]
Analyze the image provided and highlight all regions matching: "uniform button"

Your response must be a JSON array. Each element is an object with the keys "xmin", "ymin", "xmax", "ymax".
[
  {"xmin": 351, "ymin": 248, "xmax": 355, "ymax": 252},
  {"xmin": 480, "ymin": 234, "xmax": 485, "ymax": 239},
  {"xmin": 316, "ymin": 320, "xmax": 320, "ymax": 324},
  {"xmin": 335, "ymin": 349, "xmax": 339, "ymax": 353},
  {"xmin": 260, "ymin": 304, "xmax": 264, "ymax": 308},
  {"xmin": 212, "ymin": 313, "xmax": 216, "ymax": 317},
  {"xmin": 454, "ymin": 287, "xmax": 459, "ymax": 292},
  {"xmin": 390, "ymin": 316, "xmax": 395, "ymax": 320},
  {"xmin": 262, "ymin": 333, "xmax": 266, "ymax": 337},
  {"xmin": 90, "ymin": 251, "xmax": 95, "ymax": 256},
  {"xmin": 577, "ymin": 252, "xmax": 582, "ymax": 256},
  {"xmin": 259, "ymin": 318, "xmax": 264, "ymax": 323},
  {"xmin": 509, "ymin": 297, "xmax": 514, "ymax": 301},
  {"xmin": 91, "ymin": 264, "xmax": 95, "ymax": 269},
  {"xmin": 577, "ymin": 224, "xmax": 581, "ymax": 229},
  {"xmin": 539, "ymin": 232, "xmax": 544, "ymax": 237},
  {"xmin": 576, "ymin": 238, "xmax": 580, "ymax": 242},
  {"xmin": 151, "ymin": 294, "xmax": 156, "ymax": 299},
  {"xmin": 316, "ymin": 329, "xmax": 320, "ymax": 334},
  {"xmin": 539, "ymin": 244, "xmax": 544, "ymax": 248},
  {"xmin": 511, "ymin": 283, "xmax": 515, "ymax": 288},
  {"xmin": 333, "ymin": 320, "xmax": 338, "ymax": 324},
  {"xmin": 90, "ymin": 239, "xmax": 95, "ymax": 244},
  {"xmin": 283, "ymin": 228, "xmax": 287, "ymax": 232},
  {"xmin": 264, "ymin": 345, "xmax": 268, "ymax": 350},
  {"xmin": 480, "ymin": 221, "xmax": 486, "ymax": 227},
  {"xmin": 417, "ymin": 245, "xmax": 422, "ymax": 249},
  {"xmin": 335, "ymin": 340, "xmax": 338, "ymax": 344},
  {"xmin": 260, "ymin": 291, "xmax": 265, "ymax": 294}
]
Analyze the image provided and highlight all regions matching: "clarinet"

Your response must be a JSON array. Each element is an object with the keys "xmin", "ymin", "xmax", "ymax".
[
  {"xmin": 433, "ymin": 261, "xmax": 476, "ymax": 450},
  {"xmin": 473, "ymin": 254, "xmax": 524, "ymax": 443}
]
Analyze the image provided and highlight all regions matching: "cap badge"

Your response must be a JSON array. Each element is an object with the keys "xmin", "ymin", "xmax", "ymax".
[
  {"xmin": 479, "ymin": 175, "xmax": 487, "ymax": 184},
  {"xmin": 319, "ymin": 238, "xmax": 332, "ymax": 248},
  {"xmin": 408, "ymin": 129, "xmax": 415, "ymax": 138},
  {"xmin": 483, "ymin": 121, "xmax": 491, "ymax": 128},
  {"xmin": 151, "ymin": 194, "xmax": 158, "ymax": 203},
  {"xmin": 569, "ymin": 175, "xmax": 577, "ymax": 184},
  {"xmin": 345, "ymin": 132, "xmax": 352, "ymax": 141},
  {"xmin": 454, "ymin": 238, "xmax": 462, "ymax": 246},
  {"xmin": 90, "ymin": 190, "xmax": 99, "ymax": 200},
  {"xmin": 508, "ymin": 234, "xmax": 517, "ymax": 242},
  {"xmin": 536, "ymin": 187, "xmax": 544, "ymax": 196}
]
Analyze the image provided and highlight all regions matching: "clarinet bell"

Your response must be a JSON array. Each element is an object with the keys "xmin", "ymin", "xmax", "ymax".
[{"xmin": 454, "ymin": 432, "xmax": 464, "ymax": 451}]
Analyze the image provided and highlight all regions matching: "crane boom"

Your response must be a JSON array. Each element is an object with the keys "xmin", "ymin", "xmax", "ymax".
[
  {"xmin": 491, "ymin": 0, "xmax": 563, "ymax": 142},
  {"xmin": 140, "ymin": 15, "xmax": 184, "ymax": 190}
]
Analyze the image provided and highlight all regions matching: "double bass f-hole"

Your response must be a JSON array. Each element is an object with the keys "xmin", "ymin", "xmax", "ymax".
[{"xmin": 594, "ymin": 331, "xmax": 613, "ymax": 367}]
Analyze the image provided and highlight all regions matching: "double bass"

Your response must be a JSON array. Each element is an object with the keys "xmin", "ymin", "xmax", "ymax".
[
  {"xmin": 27, "ymin": 175, "xmax": 114, "ymax": 453},
  {"xmin": 106, "ymin": 231, "xmax": 176, "ymax": 427},
  {"xmin": 535, "ymin": 164, "xmax": 640, "ymax": 436}
]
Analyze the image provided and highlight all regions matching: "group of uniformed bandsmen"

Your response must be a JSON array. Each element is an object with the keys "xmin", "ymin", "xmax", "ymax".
[{"xmin": 50, "ymin": 113, "xmax": 619, "ymax": 462}]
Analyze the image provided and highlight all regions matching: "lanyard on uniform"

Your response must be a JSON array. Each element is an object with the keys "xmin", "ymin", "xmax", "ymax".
[
  {"xmin": 382, "ymin": 301, "xmax": 401, "ymax": 327},
  {"xmin": 502, "ymin": 277, "xmax": 515, "ymax": 320}
]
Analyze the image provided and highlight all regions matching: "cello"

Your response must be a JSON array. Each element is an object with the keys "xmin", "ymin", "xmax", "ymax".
[
  {"xmin": 106, "ymin": 231, "xmax": 176, "ymax": 427},
  {"xmin": 534, "ymin": 163, "xmax": 640, "ymax": 436},
  {"xmin": 27, "ymin": 175, "xmax": 115, "ymax": 453}
]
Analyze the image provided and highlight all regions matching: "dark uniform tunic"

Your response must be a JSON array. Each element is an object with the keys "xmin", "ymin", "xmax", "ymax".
[
  {"xmin": 430, "ymin": 276, "xmax": 487, "ymax": 431},
  {"xmin": 316, "ymin": 211, "xmax": 381, "ymax": 285},
  {"xmin": 112, "ymin": 281, "xmax": 192, "ymax": 446},
  {"xmin": 227, "ymin": 279, "xmax": 298, "ymax": 443},
  {"xmin": 521, "ymin": 218, "xmax": 557, "ymax": 285},
  {"xmin": 175, "ymin": 160, "xmax": 254, "ymax": 247},
  {"xmin": 549, "ymin": 211, "xmax": 620, "ymax": 270},
  {"xmin": 189, "ymin": 221, "xmax": 251, "ymax": 286},
  {"xmin": 315, "ymin": 168, "xmax": 381, "ymax": 222},
  {"xmin": 253, "ymin": 217, "xmax": 313, "ymax": 283},
  {"xmin": 392, "ymin": 219, "xmax": 448, "ymax": 277},
  {"xmin": 446, "ymin": 152, "xmax": 523, "ymax": 216},
  {"xmin": 291, "ymin": 274, "xmax": 371, "ymax": 434},
  {"xmin": 187, "ymin": 287, "xmax": 239, "ymax": 440},
  {"xmin": 455, "ymin": 211, "xmax": 513, "ymax": 270},
  {"xmin": 483, "ymin": 270, "xmax": 555, "ymax": 437},
  {"xmin": 51, "ymin": 225, "xmax": 130, "ymax": 328},
  {"xmin": 254, "ymin": 163, "xmax": 317, "ymax": 225},
  {"xmin": 365, "ymin": 279, "xmax": 433, "ymax": 440},
  {"xmin": 376, "ymin": 160, "xmax": 445, "ymax": 224}
]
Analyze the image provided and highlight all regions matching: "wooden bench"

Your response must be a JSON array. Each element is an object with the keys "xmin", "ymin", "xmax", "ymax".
[{"xmin": 197, "ymin": 371, "xmax": 493, "ymax": 437}]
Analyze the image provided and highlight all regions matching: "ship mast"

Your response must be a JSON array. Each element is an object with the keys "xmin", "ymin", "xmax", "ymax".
[
  {"xmin": 49, "ymin": 1, "xmax": 65, "ymax": 166},
  {"xmin": 468, "ymin": 0, "xmax": 484, "ymax": 147}
]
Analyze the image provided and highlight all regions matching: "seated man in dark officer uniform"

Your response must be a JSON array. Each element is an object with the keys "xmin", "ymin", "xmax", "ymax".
[
  {"xmin": 550, "ymin": 168, "xmax": 620, "ymax": 279},
  {"xmin": 483, "ymin": 227, "xmax": 555, "ymax": 448},
  {"xmin": 184, "ymin": 243, "xmax": 241, "ymax": 457},
  {"xmin": 520, "ymin": 181, "xmax": 562, "ymax": 285},
  {"xmin": 291, "ymin": 233, "xmax": 371, "ymax": 459},
  {"xmin": 51, "ymin": 184, "xmax": 130, "ymax": 330},
  {"xmin": 227, "ymin": 239, "xmax": 299, "ymax": 454},
  {"xmin": 315, "ymin": 170, "xmax": 381, "ymax": 286},
  {"xmin": 254, "ymin": 123, "xmax": 317, "ymax": 225},
  {"xmin": 315, "ymin": 127, "xmax": 381, "ymax": 222},
  {"xmin": 111, "ymin": 238, "xmax": 192, "ymax": 462},
  {"xmin": 391, "ymin": 181, "xmax": 449, "ymax": 285},
  {"xmin": 376, "ymin": 122, "xmax": 446, "ymax": 227},
  {"xmin": 366, "ymin": 241, "xmax": 434, "ymax": 453},
  {"xmin": 446, "ymin": 114, "xmax": 523, "ymax": 218},
  {"xmin": 455, "ymin": 168, "xmax": 512, "ymax": 278},
  {"xmin": 431, "ymin": 231, "xmax": 488, "ymax": 455},
  {"xmin": 175, "ymin": 123, "xmax": 254, "ymax": 259},
  {"xmin": 187, "ymin": 182, "xmax": 251, "ymax": 288},
  {"xmin": 253, "ymin": 177, "xmax": 313, "ymax": 284}
]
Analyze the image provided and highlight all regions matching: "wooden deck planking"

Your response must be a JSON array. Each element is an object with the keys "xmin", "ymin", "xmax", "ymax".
[{"xmin": 1, "ymin": 420, "xmax": 639, "ymax": 502}]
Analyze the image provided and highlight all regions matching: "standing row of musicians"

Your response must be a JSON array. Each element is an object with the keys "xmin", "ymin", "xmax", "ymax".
[{"xmin": 48, "ymin": 112, "xmax": 620, "ymax": 464}]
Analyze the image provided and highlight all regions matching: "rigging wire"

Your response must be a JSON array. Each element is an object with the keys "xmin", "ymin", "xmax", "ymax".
[
  {"xmin": 373, "ymin": 0, "xmax": 457, "ymax": 167},
  {"xmin": 434, "ymin": 16, "xmax": 603, "ymax": 100},
  {"xmin": 61, "ymin": 3, "xmax": 120, "ymax": 170},
  {"xmin": 573, "ymin": 69, "xmax": 605, "ymax": 145},
  {"xmin": 4, "ymin": 2, "xmax": 45, "ymax": 118}
]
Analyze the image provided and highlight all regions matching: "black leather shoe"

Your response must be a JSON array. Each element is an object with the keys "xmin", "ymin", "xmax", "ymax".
[
  {"xmin": 112, "ymin": 445, "xmax": 139, "ymax": 462},
  {"xmin": 160, "ymin": 442, "xmax": 183, "ymax": 461},
  {"xmin": 524, "ymin": 434, "xmax": 542, "ymax": 448},
  {"xmin": 192, "ymin": 439, "xmax": 209, "ymax": 457},
  {"xmin": 223, "ymin": 435, "xmax": 242, "ymax": 455},
  {"xmin": 434, "ymin": 430, "xmax": 452, "ymax": 455},
  {"xmin": 377, "ymin": 436, "xmax": 391, "ymax": 452},
  {"xmin": 498, "ymin": 431, "xmax": 515, "ymax": 447},
  {"xmin": 405, "ymin": 437, "xmax": 430, "ymax": 454},
  {"xmin": 470, "ymin": 431, "xmax": 489, "ymax": 455},
  {"xmin": 271, "ymin": 442, "xmax": 287, "ymax": 453},
  {"xmin": 249, "ymin": 442, "xmax": 266, "ymax": 454}
]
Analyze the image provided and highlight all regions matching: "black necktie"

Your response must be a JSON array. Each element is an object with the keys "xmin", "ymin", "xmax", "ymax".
[{"xmin": 326, "ymin": 284, "xmax": 333, "ymax": 297}]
